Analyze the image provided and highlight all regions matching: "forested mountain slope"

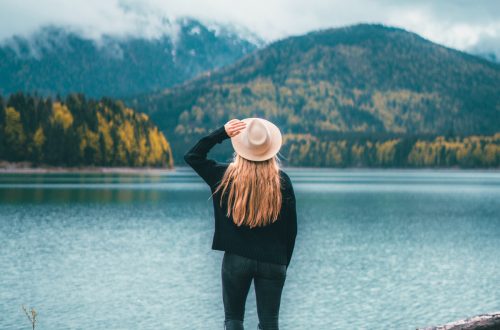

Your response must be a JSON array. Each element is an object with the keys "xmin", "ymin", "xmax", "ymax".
[{"xmin": 129, "ymin": 24, "xmax": 500, "ymax": 167}]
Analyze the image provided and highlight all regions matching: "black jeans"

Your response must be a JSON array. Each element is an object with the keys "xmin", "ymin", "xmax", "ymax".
[{"xmin": 221, "ymin": 252, "xmax": 287, "ymax": 330}]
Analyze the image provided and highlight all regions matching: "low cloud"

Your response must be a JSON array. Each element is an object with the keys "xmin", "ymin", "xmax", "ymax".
[{"xmin": 0, "ymin": 0, "xmax": 499, "ymax": 57}]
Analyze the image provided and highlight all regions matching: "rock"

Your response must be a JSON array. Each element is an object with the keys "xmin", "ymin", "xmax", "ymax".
[{"xmin": 417, "ymin": 312, "xmax": 500, "ymax": 330}]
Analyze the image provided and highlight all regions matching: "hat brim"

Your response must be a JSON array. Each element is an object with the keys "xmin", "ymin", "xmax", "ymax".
[{"xmin": 230, "ymin": 118, "xmax": 282, "ymax": 161}]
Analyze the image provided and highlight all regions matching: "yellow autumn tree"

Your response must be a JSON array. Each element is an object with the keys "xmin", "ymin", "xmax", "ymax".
[
  {"xmin": 147, "ymin": 127, "xmax": 168, "ymax": 165},
  {"xmin": 51, "ymin": 102, "xmax": 74, "ymax": 130},
  {"xmin": 97, "ymin": 112, "xmax": 114, "ymax": 164},
  {"xmin": 32, "ymin": 126, "xmax": 46, "ymax": 162},
  {"xmin": 78, "ymin": 124, "xmax": 100, "ymax": 164},
  {"xmin": 118, "ymin": 120, "xmax": 136, "ymax": 157}
]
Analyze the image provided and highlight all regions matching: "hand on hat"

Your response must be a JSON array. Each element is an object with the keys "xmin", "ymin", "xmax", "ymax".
[{"xmin": 224, "ymin": 119, "xmax": 247, "ymax": 138}]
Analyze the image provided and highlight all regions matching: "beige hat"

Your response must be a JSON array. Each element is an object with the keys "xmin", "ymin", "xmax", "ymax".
[{"xmin": 230, "ymin": 117, "xmax": 282, "ymax": 161}]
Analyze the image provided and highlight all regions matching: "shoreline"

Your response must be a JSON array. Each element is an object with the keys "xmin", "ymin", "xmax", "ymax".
[
  {"xmin": 0, "ymin": 163, "xmax": 176, "ymax": 174},
  {"xmin": 1, "ymin": 166, "xmax": 499, "ymax": 174},
  {"xmin": 0, "ymin": 162, "xmax": 498, "ymax": 174}
]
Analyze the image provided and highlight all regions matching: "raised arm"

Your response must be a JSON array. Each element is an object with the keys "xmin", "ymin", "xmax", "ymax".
[
  {"xmin": 183, "ymin": 120, "xmax": 246, "ymax": 187},
  {"xmin": 183, "ymin": 125, "xmax": 229, "ymax": 187}
]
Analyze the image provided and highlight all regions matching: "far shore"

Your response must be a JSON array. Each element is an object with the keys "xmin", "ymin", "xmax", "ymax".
[
  {"xmin": 0, "ymin": 162, "xmax": 498, "ymax": 174},
  {"xmin": 0, "ymin": 162, "xmax": 176, "ymax": 174}
]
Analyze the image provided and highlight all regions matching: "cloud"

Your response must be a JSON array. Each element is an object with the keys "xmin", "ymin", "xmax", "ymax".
[
  {"xmin": 382, "ymin": 1, "xmax": 500, "ymax": 53},
  {"xmin": 0, "ymin": 0, "xmax": 499, "ymax": 57}
]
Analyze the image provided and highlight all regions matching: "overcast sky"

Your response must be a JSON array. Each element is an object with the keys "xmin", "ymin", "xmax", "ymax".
[{"xmin": 1, "ymin": 0, "xmax": 499, "ymax": 56}]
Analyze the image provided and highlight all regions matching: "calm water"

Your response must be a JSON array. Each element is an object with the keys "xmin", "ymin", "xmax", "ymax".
[{"xmin": 0, "ymin": 168, "xmax": 499, "ymax": 330}]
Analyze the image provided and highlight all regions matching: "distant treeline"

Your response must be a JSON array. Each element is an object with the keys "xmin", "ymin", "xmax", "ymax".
[
  {"xmin": 282, "ymin": 133, "xmax": 500, "ymax": 168},
  {"xmin": 0, "ymin": 92, "xmax": 173, "ymax": 167}
]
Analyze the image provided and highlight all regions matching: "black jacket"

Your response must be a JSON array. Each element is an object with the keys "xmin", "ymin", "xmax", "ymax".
[{"xmin": 184, "ymin": 125, "xmax": 297, "ymax": 267}]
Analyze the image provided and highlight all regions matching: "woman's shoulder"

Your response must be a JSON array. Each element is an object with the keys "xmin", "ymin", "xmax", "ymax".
[
  {"xmin": 278, "ymin": 169, "xmax": 294, "ymax": 191},
  {"xmin": 279, "ymin": 169, "xmax": 291, "ymax": 181}
]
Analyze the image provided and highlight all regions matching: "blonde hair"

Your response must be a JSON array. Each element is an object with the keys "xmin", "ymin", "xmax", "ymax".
[{"xmin": 212, "ymin": 152, "xmax": 283, "ymax": 228}]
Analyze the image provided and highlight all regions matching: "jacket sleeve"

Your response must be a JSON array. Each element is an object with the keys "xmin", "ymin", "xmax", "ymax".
[
  {"xmin": 286, "ymin": 177, "xmax": 297, "ymax": 268},
  {"xmin": 183, "ymin": 125, "xmax": 230, "ymax": 187}
]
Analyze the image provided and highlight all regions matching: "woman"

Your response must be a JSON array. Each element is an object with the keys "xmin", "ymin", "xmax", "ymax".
[{"xmin": 184, "ymin": 118, "xmax": 297, "ymax": 330}]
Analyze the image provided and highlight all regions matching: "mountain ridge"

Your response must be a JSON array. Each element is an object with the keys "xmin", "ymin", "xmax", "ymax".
[
  {"xmin": 164, "ymin": 24, "xmax": 499, "ymax": 90},
  {"xmin": 127, "ymin": 23, "xmax": 500, "ymax": 167}
]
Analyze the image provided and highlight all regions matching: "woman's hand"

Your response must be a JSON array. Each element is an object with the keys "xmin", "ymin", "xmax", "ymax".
[{"xmin": 224, "ymin": 119, "xmax": 247, "ymax": 138}]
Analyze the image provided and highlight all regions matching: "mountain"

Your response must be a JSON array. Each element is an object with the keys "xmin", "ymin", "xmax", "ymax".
[
  {"xmin": 0, "ymin": 18, "xmax": 263, "ymax": 98},
  {"xmin": 127, "ymin": 24, "xmax": 500, "ymax": 167}
]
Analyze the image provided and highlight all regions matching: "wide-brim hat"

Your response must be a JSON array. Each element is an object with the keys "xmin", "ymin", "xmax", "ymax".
[{"xmin": 230, "ymin": 117, "xmax": 282, "ymax": 161}]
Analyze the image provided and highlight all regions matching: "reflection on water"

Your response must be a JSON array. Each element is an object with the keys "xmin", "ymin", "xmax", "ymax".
[{"xmin": 0, "ymin": 168, "xmax": 499, "ymax": 330}]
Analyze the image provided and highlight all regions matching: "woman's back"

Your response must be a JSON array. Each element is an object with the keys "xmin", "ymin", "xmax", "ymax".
[
  {"xmin": 184, "ymin": 118, "xmax": 297, "ymax": 329},
  {"xmin": 209, "ymin": 165, "xmax": 297, "ymax": 266}
]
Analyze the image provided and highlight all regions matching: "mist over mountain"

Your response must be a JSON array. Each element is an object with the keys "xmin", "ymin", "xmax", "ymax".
[
  {"xmin": 467, "ymin": 34, "xmax": 500, "ymax": 64},
  {"xmin": 471, "ymin": 51, "xmax": 499, "ymax": 64},
  {"xmin": 0, "ymin": 18, "xmax": 263, "ymax": 98}
]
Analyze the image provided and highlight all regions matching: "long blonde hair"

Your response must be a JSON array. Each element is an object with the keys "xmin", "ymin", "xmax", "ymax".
[{"xmin": 212, "ymin": 152, "xmax": 283, "ymax": 228}]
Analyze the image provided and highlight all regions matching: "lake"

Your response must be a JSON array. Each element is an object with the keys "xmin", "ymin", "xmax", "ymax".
[{"xmin": 0, "ymin": 168, "xmax": 499, "ymax": 329}]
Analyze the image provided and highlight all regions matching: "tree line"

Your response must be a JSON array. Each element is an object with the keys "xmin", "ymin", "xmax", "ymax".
[
  {"xmin": 0, "ymin": 92, "xmax": 173, "ymax": 167},
  {"xmin": 1, "ymin": 91, "xmax": 497, "ymax": 169},
  {"xmin": 281, "ymin": 133, "xmax": 500, "ymax": 168}
]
